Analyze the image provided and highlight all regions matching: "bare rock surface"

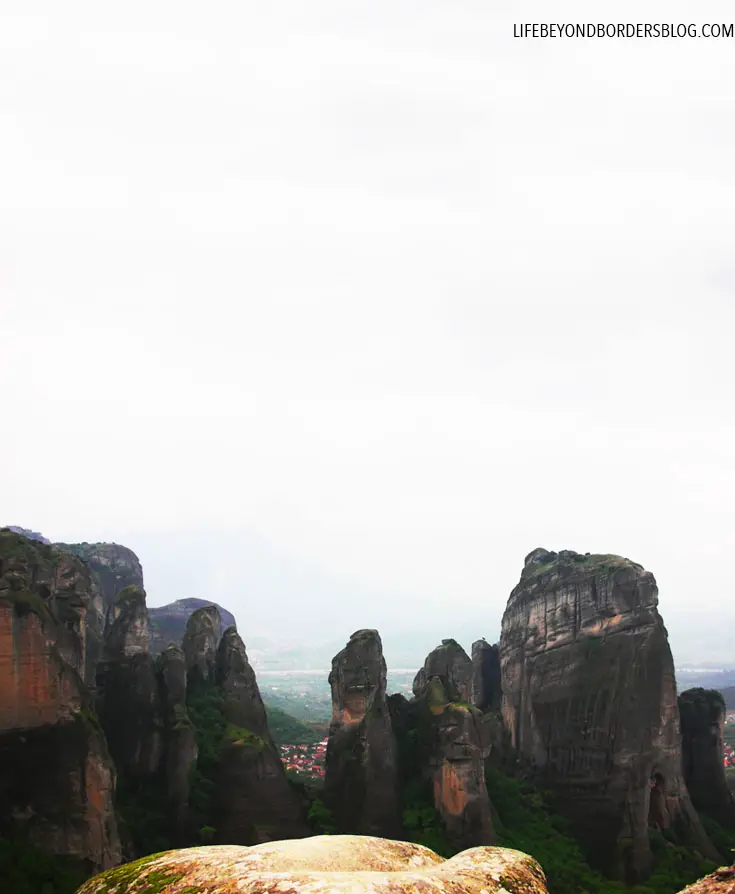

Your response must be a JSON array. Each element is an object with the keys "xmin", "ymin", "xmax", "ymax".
[
  {"xmin": 96, "ymin": 585, "xmax": 163, "ymax": 780},
  {"xmin": 149, "ymin": 597, "xmax": 237, "ymax": 657},
  {"xmin": 0, "ymin": 528, "xmax": 121, "ymax": 870},
  {"xmin": 76, "ymin": 835, "xmax": 549, "ymax": 894},
  {"xmin": 678, "ymin": 865, "xmax": 735, "ymax": 894},
  {"xmin": 679, "ymin": 688, "xmax": 735, "ymax": 826},
  {"xmin": 471, "ymin": 638, "xmax": 501, "ymax": 713},
  {"xmin": 182, "ymin": 605, "xmax": 221, "ymax": 686},
  {"xmin": 324, "ymin": 629, "xmax": 402, "ymax": 837},
  {"xmin": 212, "ymin": 627, "xmax": 309, "ymax": 843},
  {"xmin": 157, "ymin": 643, "xmax": 197, "ymax": 840},
  {"xmin": 412, "ymin": 639, "xmax": 495, "ymax": 850},
  {"xmin": 500, "ymin": 547, "xmax": 716, "ymax": 881}
]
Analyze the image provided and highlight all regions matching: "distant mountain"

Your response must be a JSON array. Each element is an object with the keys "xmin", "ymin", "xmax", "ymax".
[
  {"xmin": 147, "ymin": 597, "xmax": 237, "ymax": 655},
  {"xmin": 5, "ymin": 525, "xmax": 50, "ymax": 544},
  {"xmin": 677, "ymin": 667, "xmax": 735, "ymax": 691}
]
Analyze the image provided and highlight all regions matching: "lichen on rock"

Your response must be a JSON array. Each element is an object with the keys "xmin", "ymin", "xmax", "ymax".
[{"xmin": 76, "ymin": 835, "xmax": 549, "ymax": 894}]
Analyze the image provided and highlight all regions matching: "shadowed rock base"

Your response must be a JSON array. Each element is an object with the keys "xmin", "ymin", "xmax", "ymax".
[{"xmin": 76, "ymin": 836, "xmax": 549, "ymax": 894}]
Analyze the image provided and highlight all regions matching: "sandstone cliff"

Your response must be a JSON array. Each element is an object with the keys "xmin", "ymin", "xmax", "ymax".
[
  {"xmin": 212, "ymin": 627, "xmax": 309, "ymax": 843},
  {"xmin": 411, "ymin": 639, "xmax": 495, "ymax": 850},
  {"xmin": 471, "ymin": 639, "xmax": 501, "ymax": 713},
  {"xmin": 500, "ymin": 547, "xmax": 716, "ymax": 882},
  {"xmin": 54, "ymin": 541, "xmax": 144, "ymax": 686},
  {"xmin": 0, "ymin": 528, "xmax": 121, "ymax": 870},
  {"xmin": 679, "ymin": 688, "xmax": 735, "ymax": 827},
  {"xmin": 95, "ymin": 586, "xmax": 163, "ymax": 781},
  {"xmin": 149, "ymin": 597, "xmax": 236, "ymax": 657},
  {"xmin": 157, "ymin": 643, "xmax": 198, "ymax": 841},
  {"xmin": 76, "ymin": 836, "xmax": 549, "ymax": 894},
  {"xmin": 324, "ymin": 629, "xmax": 402, "ymax": 837},
  {"xmin": 183, "ymin": 605, "xmax": 221, "ymax": 687}
]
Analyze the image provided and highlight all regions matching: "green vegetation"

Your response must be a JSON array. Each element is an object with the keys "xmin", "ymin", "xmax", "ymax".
[
  {"xmin": 115, "ymin": 776, "xmax": 172, "ymax": 858},
  {"xmin": 400, "ymin": 778, "xmax": 454, "ymax": 858},
  {"xmin": 0, "ymin": 833, "xmax": 88, "ymax": 894},
  {"xmin": 486, "ymin": 767, "xmax": 720, "ymax": 894},
  {"xmin": 265, "ymin": 705, "xmax": 322, "ymax": 745},
  {"xmin": 81, "ymin": 851, "xmax": 181, "ymax": 894},
  {"xmin": 306, "ymin": 797, "xmax": 337, "ymax": 834},
  {"xmin": 186, "ymin": 680, "xmax": 228, "ymax": 825}
]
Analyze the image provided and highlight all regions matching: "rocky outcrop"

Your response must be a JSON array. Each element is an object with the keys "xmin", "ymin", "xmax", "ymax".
[
  {"xmin": 54, "ymin": 542, "xmax": 144, "ymax": 686},
  {"xmin": 471, "ymin": 639, "xmax": 501, "ymax": 713},
  {"xmin": 157, "ymin": 644, "xmax": 197, "ymax": 841},
  {"xmin": 411, "ymin": 639, "xmax": 495, "ymax": 850},
  {"xmin": 77, "ymin": 837, "xmax": 549, "ymax": 894},
  {"xmin": 95, "ymin": 586, "xmax": 162, "ymax": 781},
  {"xmin": 182, "ymin": 605, "xmax": 221, "ymax": 688},
  {"xmin": 324, "ymin": 629, "xmax": 402, "ymax": 837},
  {"xmin": 500, "ymin": 547, "xmax": 716, "ymax": 882},
  {"xmin": 677, "ymin": 864, "xmax": 735, "ymax": 894},
  {"xmin": 0, "ymin": 528, "xmax": 121, "ymax": 870},
  {"xmin": 148, "ymin": 598, "xmax": 237, "ymax": 657},
  {"xmin": 212, "ymin": 627, "xmax": 309, "ymax": 843},
  {"xmin": 679, "ymin": 688, "xmax": 735, "ymax": 826}
]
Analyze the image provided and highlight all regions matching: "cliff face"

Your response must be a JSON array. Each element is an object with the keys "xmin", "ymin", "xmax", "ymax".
[
  {"xmin": 95, "ymin": 586, "xmax": 163, "ymax": 781},
  {"xmin": 412, "ymin": 639, "xmax": 495, "ymax": 850},
  {"xmin": 157, "ymin": 644, "xmax": 197, "ymax": 842},
  {"xmin": 78, "ymin": 837, "xmax": 550, "ymax": 894},
  {"xmin": 54, "ymin": 542, "xmax": 144, "ymax": 687},
  {"xmin": 212, "ymin": 627, "xmax": 309, "ymax": 843},
  {"xmin": 500, "ymin": 547, "xmax": 715, "ymax": 882},
  {"xmin": 471, "ymin": 639, "xmax": 501, "ymax": 713},
  {"xmin": 149, "ymin": 598, "xmax": 237, "ymax": 657},
  {"xmin": 324, "ymin": 629, "xmax": 402, "ymax": 837},
  {"xmin": 679, "ymin": 688, "xmax": 735, "ymax": 827},
  {"xmin": 182, "ymin": 605, "xmax": 221, "ymax": 687},
  {"xmin": 0, "ymin": 529, "xmax": 121, "ymax": 870}
]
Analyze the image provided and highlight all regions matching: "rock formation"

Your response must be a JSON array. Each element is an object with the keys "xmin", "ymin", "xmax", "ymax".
[
  {"xmin": 500, "ymin": 547, "xmax": 716, "ymax": 882},
  {"xmin": 212, "ymin": 627, "xmax": 309, "ymax": 843},
  {"xmin": 0, "ymin": 528, "xmax": 121, "ymax": 870},
  {"xmin": 411, "ymin": 639, "xmax": 495, "ymax": 850},
  {"xmin": 54, "ymin": 541, "xmax": 144, "ymax": 687},
  {"xmin": 471, "ymin": 639, "xmax": 501, "ymax": 713},
  {"xmin": 95, "ymin": 586, "xmax": 163, "ymax": 781},
  {"xmin": 182, "ymin": 605, "xmax": 221, "ymax": 688},
  {"xmin": 157, "ymin": 644, "xmax": 198, "ymax": 842},
  {"xmin": 324, "ymin": 629, "xmax": 402, "ymax": 837},
  {"xmin": 76, "ymin": 837, "xmax": 549, "ymax": 894},
  {"xmin": 679, "ymin": 688, "xmax": 735, "ymax": 827},
  {"xmin": 677, "ymin": 864, "xmax": 735, "ymax": 894},
  {"xmin": 148, "ymin": 597, "xmax": 237, "ymax": 657}
]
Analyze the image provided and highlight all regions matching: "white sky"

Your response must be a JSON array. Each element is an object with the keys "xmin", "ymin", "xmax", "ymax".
[{"xmin": 3, "ymin": 1, "xmax": 735, "ymax": 662}]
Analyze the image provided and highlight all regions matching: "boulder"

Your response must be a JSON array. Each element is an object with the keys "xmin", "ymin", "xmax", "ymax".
[
  {"xmin": 76, "ymin": 836, "xmax": 549, "ymax": 894},
  {"xmin": 0, "ymin": 528, "xmax": 121, "ymax": 870},
  {"xmin": 324, "ymin": 629, "xmax": 402, "ymax": 837},
  {"xmin": 500, "ymin": 547, "xmax": 716, "ymax": 882},
  {"xmin": 677, "ymin": 864, "xmax": 735, "ymax": 894},
  {"xmin": 679, "ymin": 688, "xmax": 735, "ymax": 827}
]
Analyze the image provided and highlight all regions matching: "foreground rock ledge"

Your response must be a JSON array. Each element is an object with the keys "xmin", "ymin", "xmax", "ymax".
[{"xmin": 76, "ymin": 835, "xmax": 549, "ymax": 894}]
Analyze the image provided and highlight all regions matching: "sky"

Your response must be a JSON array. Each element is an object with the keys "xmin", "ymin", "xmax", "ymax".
[{"xmin": 2, "ymin": 1, "xmax": 735, "ymax": 664}]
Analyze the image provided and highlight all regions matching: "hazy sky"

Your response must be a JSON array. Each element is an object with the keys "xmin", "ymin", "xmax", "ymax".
[{"xmin": 3, "ymin": 2, "xmax": 735, "ymax": 663}]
